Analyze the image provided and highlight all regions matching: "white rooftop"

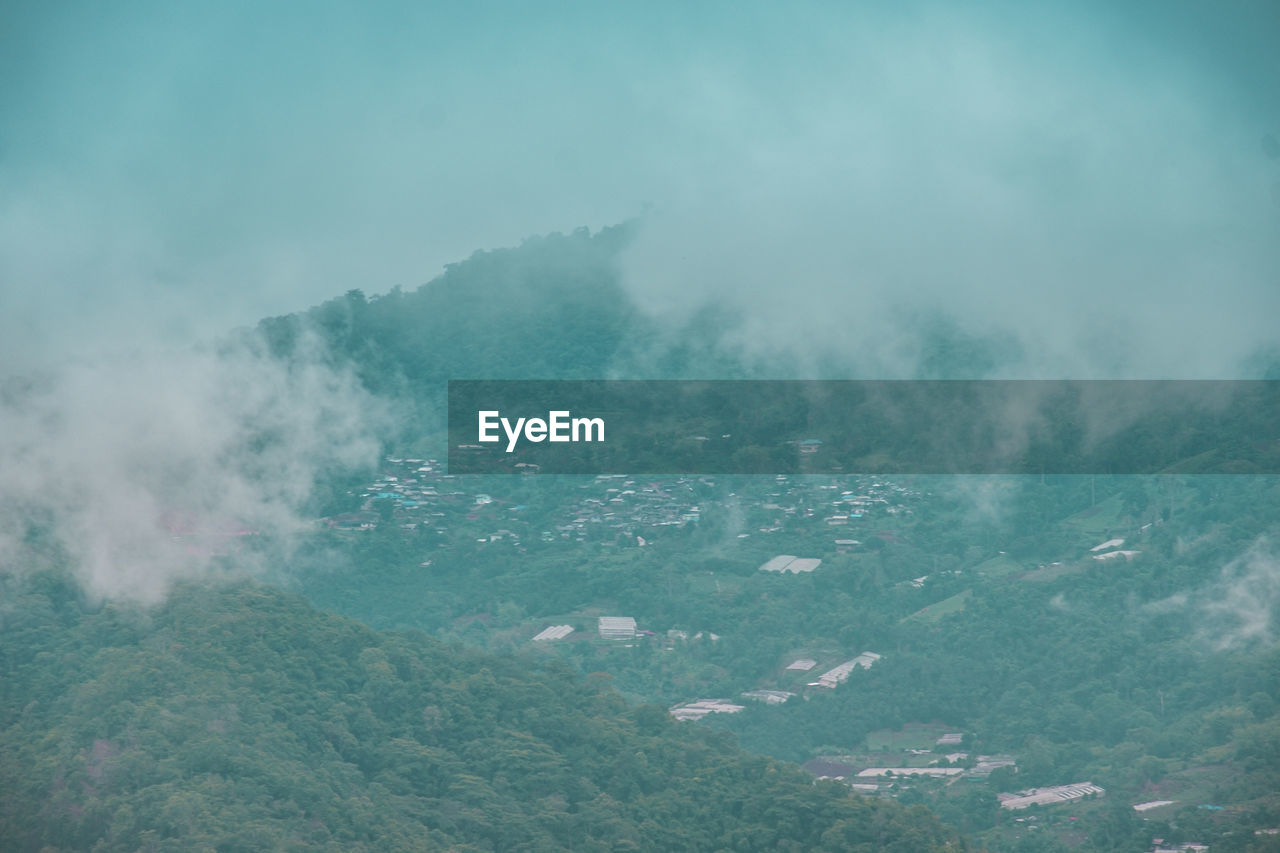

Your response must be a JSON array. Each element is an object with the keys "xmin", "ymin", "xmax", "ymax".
[
  {"xmin": 1093, "ymin": 549, "xmax": 1142, "ymax": 561},
  {"xmin": 598, "ymin": 616, "xmax": 637, "ymax": 633},
  {"xmin": 856, "ymin": 767, "xmax": 964, "ymax": 778},
  {"xmin": 998, "ymin": 782, "xmax": 1104, "ymax": 809},
  {"xmin": 741, "ymin": 689, "xmax": 795, "ymax": 705},
  {"xmin": 531, "ymin": 625, "xmax": 574, "ymax": 642},
  {"xmin": 816, "ymin": 652, "xmax": 881, "ymax": 687},
  {"xmin": 670, "ymin": 699, "xmax": 746, "ymax": 721},
  {"xmin": 759, "ymin": 555, "xmax": 822, "ymax": 574}
]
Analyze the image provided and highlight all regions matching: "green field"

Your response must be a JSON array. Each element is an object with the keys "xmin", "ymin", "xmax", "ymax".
[
  {"xmin": 866, "ymin": 723, "xmax": 958, "ymax": 751},
  {"xmin": 902, "ymin": 589, "xmax": 972, "ymax": 624},
  {"xmin": 971, "ymin": 553, "xmax": 1023, "ymax": 578},
  {"xmin": 1061, "ymin": 494, "xmax": 1127, "ymax": 535}
]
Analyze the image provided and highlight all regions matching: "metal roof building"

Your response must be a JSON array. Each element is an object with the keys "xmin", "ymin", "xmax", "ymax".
[
  {"xmin": 759, "ymin": 555, "xmax": 822, "ymax": 574},
  {"xmin": 598, "ymin": 616, "xmax": 637, "ymax": 639}
]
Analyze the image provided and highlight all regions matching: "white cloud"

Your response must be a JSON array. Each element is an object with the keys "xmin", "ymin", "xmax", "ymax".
[{"xmin": 0, "ymin": 333, "xmax": 388, "ymax": 603}]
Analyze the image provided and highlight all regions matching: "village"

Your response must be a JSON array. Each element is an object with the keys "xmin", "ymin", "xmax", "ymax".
[
  {"xmin": 312, "ymin": 458, "xmax": 1231, "ymax": 850},
  {"xmin": 322, "ymin": 456, "xmax": 924, "ymax": 555}
]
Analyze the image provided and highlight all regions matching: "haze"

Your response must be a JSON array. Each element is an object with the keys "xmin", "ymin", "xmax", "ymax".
[{"xmin": 3, "ymin": 0, "xmax": 1277, "ymax": 376}]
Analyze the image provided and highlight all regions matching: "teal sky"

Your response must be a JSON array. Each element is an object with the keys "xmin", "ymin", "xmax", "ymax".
[{"xmin": 2, "ymin": 1, "xmax": 1277, "ymax": 374}]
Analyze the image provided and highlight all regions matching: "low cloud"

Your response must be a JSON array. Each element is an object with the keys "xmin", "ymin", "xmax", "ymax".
[
  {"xmin": 1197, "ymin": 540, "xmax": 1280, "ymax": 650},
  {"xmin": 1145, "ymin": 537, "xmax": 1280, "ymax": 650},
  {"xmin": 0, "ymin": 333, "xmax": 388, "ymax": 603},
  {"xmin": 618, "ymin": 5, "xmax": 1280, "ymax": 379}
]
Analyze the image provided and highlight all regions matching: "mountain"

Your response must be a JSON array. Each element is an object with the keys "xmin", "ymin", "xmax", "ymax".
[
  {"xmin": 7, "ymin": 227, "xmax": 1280, "ymax": 852},
  {"xmin": 240, "ymin": 227, "xmax": 1280, "ymax": 851}
]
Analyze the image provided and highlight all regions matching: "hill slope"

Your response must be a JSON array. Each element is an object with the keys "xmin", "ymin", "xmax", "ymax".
[{"xmin": 0, "ymin": 575, "xmax": 966, "ymax": 852}]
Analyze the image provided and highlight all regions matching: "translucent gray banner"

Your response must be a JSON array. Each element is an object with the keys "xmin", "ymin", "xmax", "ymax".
[{"xmin": 447, "ymin": 380, "xmax": 1280, "ymax": 475}]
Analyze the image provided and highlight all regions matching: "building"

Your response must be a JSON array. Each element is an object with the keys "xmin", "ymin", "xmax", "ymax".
[
  {"xmin": 741, "ymin": 689, "xmax": 795, "ymax": 705},
  {"xmin": 1093, "ymin": 550, "xmax": 1142, "ymax": 561},
  {"xmin": 531, "ymin": 625, "xmax": 574, "ymax": 642},
  {"xmin": 815, "ymin": 652, "xmax": 881, "ymax": 688},
  {"xmin": 998, "ymin": 782, "xmax": 1104, "ymax": 810},
  {"xmin": 759, "ymin": 555, "xmax": 822, "ymax": 574},
  {"xmin": 598, "ymin": 616, "xmax": 637, "ymax": 639},
  {"xmin": 669, "ymin": 699, "xmax": 745, "ymax": 721},
  {"xmin": 970, "ymin": 755, "xmax": 1017, "ymax": 776}
]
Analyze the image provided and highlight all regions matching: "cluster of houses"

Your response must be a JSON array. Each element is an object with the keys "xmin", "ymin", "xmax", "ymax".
[
  {"xmin": 535, "ymin": 474, "xmax": 916, "ymax": 544},
  {"xmin": 808, "ymin": 753, "xmax": 1108, "ymax": 808},
  {"xmin": 325, "ymin": 458, "xmax": 455, "ymax": 533},
  {"xmin": 324, "ymin": 460, "xmax": 927, "ymax": 563},
  {"xmin": 327, "ymin": 462, "xmax": 714, "ymax": 544},
  {"xmin": 549, "ymin": 475, "xmax": 707, "ymax": 542},
  {"xmin": 751, "ymin": 476, "xmax": 921, "ymax": 536},
  {"xmin": 664, "ymin": 649, "xmax": 886, "ymax": 723}
]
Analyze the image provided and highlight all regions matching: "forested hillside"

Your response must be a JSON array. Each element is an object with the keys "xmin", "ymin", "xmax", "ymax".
[{"xmin": 0, "ymin": 575, "xmax": 966, "ymax": 852}]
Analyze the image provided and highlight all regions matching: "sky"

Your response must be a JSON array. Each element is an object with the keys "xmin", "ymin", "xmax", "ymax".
[{"xmin": 2, "ymin": 0, "xmax": 1278, "ymax": 375}]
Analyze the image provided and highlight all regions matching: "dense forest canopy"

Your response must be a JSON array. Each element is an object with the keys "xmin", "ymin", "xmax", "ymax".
[{"xmin": 0, "ymin": 577, "xmax": 964, "ymax": 852}]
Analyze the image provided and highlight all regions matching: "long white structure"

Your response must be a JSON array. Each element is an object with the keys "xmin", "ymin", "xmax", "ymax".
[
  {"xmin": 598, "ymin": 616, "xmax": 637, "ymax": 639},
  {"xmin": 999, "ymin": 782, "xmax": 1104, "ymax": 809},
  {"xmin": 815, "ymin": 652, "xmax": 882, "ymax": 688},
  {"xmin": 759, "ymin": 555, "xmax": 822, "ymax": 574},
  {"xmin": 531, "ymin": 625, "xmax": 574, "ymax": 642},
  {"xmin": 856, "ymin": 767, "xmax": 964, "ymax": 778},
  {"xmin": 670, "ymin": 699, "xmax": 745, "ymax": 721}
]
